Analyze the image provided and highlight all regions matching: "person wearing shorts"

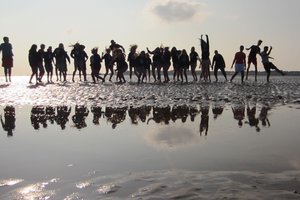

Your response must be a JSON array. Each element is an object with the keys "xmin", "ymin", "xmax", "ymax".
[
  {"xmin": 230, "ymin": 45, "xmax": 246, "ymax": 83},
  {"xmin": 0, "ymin": 37, "xmax": 13, "ymax": 82}
]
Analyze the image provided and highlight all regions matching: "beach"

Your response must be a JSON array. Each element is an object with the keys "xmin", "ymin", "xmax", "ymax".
[{"xmin": 0, "ymin": 75, "xmax": 300, "ymax": 199}]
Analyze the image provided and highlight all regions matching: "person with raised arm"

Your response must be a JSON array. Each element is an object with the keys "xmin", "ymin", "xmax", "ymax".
[
  {"xmin": 246, "ymin": 40, "xmax": 262, "ymax": 81},
  {"xmin": 260, "ymin": 46, "xmax": 285, "ymax": 82}
]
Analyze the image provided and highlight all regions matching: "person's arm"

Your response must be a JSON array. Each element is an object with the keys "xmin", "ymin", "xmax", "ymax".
[
  {"xmin": 146, "ymin": 48, "xmax": 154, "ymax": 54},
  {"xmin": 206, "ymin": 35, "xmax": 209, "ymax": 49},
  {"xmin": 231, "ymin": 54, "xmax": 236, "ymax": 68},
  {"xmin": 211, "ymin": 56, "xmax": 215, "ymax": 70}
]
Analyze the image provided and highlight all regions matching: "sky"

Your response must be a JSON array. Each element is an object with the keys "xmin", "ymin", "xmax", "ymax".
[{"xmin": 1, "ymin": 0, "xmax": 299, "ymax": 75}]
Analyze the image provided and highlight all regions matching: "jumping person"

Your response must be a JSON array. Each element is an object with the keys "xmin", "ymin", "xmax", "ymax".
[
  {"xmin": 246, "ymin": 40, "xmax": 262, "ymax": 81},
  {"xmin": 260, "ymin": 46, "xmax": 285, "ymax": 82}
]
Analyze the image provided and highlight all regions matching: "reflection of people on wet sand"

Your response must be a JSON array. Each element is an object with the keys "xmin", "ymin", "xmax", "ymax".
[
  {"xmin": 259, "ymin": 106, "xmax": 271, "ymax": 127},
  {"xmin": 200, "ymin": 105, "xmax": 209, "ymax": 136},
  {"xmin": 189, "ymin": 106, "xmax": 200, "ymax": 122},
  {"xmin": 245, "ymin": 104, "xmax": 260, "ymax": 132},
  {"xmin": 212, "ymin": 103, "xmax": 224, "ymax": 119},
  {"xmin": 171, "ymin": 105, "xmax": 189, "ymax": 123},
  {"xmin": 105, "ymin": 106, "xmax": 127, "ymax": 129},
  {"xmin": 72, "ymin": 105, "xmax": 89, "ymax": 129},
  {"xmin": 232, "ymin": 104, "xmax": 245, "ymax": 127},
  {"xmin": 128, "ymin": 105, "xmax": 151, "ymax": 124},
  {"xmin": 45, "ymin": 106, "xmax": 56, "ymax": 124},
  {"xmin": 1, "ymin": 106, "xmax": 16, "ymax": 136},
  {"xmin": 260, "ymin": 46, "xmax": 285, "ymax": 82},
  {"xmin": 55, "ymin": 106, "xmax": 71, "ymax": 130},
  {"xmin": 31, "ymin": 106, "xmax": 47, "ymax": 130},
  {"xmin": 147, "ymin": 105, "xmax": 171, "ymax": 125},
  {"xmin": 91, "ymin": 106, "xmax": 103, "ymax": 125}
]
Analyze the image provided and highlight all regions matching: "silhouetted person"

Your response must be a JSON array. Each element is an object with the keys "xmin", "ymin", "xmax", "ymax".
[
  {"xmin": 55, "ymin": 106, "xmax": 71, "ymax": 130},
  {"xmin": 70, "ymin": 43, "xmax": 81, "ymax": 82},
  {"xmin": 109, "ymin": 40, "xmax": 125, "ymax": 54},
  {"xmin": 230, "ymin": 45, "xmax": 246, "ymax": 83},
  {"xmin": 72, "ymin": 105, "xmax": 89, "ymax": 129},
  {"xmin": 37, "ymin": 44, "xmax": 46, "ymax": 82},
  {"xmin": 28, "ymin": 44, "xmax": 39, "ymax": 84},
  {"xmin": 145, "ymin": 53, "xmax": 152, "ymax": 82},
  {"xmin": 200, "ymin": 105, "xmax": 209, "ymax": 136},
  {"xmin": 162, "ymin": 47, "xmax": 171, "ymax": 83},
  {"xmin": 102, "ymin": 48, "xmax": 114, "ymax": 81},
  {"xmin": 135, "ymin": 50, "xmax": 147, "ymax": 83},
  {"xmin": 199, "ymin": 34, "xmax": 211, "ymax": 82},
  {"xmin": 44, "ymin": 46, "xmax": 54, "ymax": 83},
  {"xmin": 189, "ymin": 47, "xmax": 199, "ymax": 82},
  {"xmin": 147, "ymin": 47, "xmax": 163, "ymax": 82},
  {"xmin": 171, "ymin": 47, "xmax": 181, "ymax": 81},
  {"xmin": 246, "ymin": 40, "xmax": 262, "ymax": 81},
  {"xmin": 127, "ymin": 44, "xmax": 138, "ymax": 80},
  {"xmin": 179, "ymin": 49, "xmax": 190, "ymax": 83},
  {"xmin": 90, "ymin": 48, "xmax": 104, "ymax": 83},
  {"xmin": 260, "ymin": 46, "xmax": 285, "ymax": 82},
  {"xmin": 232, "ymin": 104, "xmax": 245, "ymax": 127},
  {"xmin": 0, "ymin": 36, "xmax": 13, "ymax": 82},
  {"xmin": 53, "ymin": 43, "xmax": 70, "ymax": 82},
  {"xmin": 211, "ymin": 50, "xmax": 227, "ymax": 82},
  {"xmin": 1, "ymin": 106, "xmax": 15, "ymax": 136},
  {"xmin": 111, "ymin": 49, "xmax": 128, "ymax": 83}
]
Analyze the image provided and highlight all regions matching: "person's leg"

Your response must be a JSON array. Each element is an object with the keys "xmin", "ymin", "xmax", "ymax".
[
  {"xmin": 241, "ymin": 71, "xmax": 245, "ymax": 83},
  {"xmin": 230, "ymin": 72, "xmax": 238, "ymax": 82},
  {"xmin": 214, "ymin": 68, "xmax": 218, "ymax": 82},
  {"xmin": 220, "ymin": 67, "xmax": 227, "ymax": 81},
  {"xmin": 246, "ymin": 63, "xmax": 250, "ymax": 80}
]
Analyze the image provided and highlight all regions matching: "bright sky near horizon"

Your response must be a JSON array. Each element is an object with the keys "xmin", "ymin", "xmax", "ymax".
[{"xmin": 1, "ymin": 0, "xmax": 299, "ymax": 75}]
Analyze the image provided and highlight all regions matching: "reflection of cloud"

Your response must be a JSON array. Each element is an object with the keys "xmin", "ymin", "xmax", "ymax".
[
  {"xmin": 145, "ymin": 126, "xmax": 200, "ymax": 150},
  {"xmin": 289, "ymin": 159, "xmax": 300, "ymax": 170},
  {"xmin": 146, "ymin": 0, "xmax": 208, "ymax": 23}
]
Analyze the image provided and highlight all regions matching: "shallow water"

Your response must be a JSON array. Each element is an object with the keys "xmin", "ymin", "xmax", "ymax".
[{"xmin": 0, "ymin": 76, "xmax": 300, "ymax": 199}]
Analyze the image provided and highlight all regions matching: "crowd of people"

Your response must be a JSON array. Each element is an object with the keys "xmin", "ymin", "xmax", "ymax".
[{"xmin": 0, "ymin": 36, "xmax": 286, "ymax": 84}]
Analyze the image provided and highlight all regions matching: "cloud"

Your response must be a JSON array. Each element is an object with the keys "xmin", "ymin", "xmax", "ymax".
[{"xmin": 146, "ymin": 0, "xmax": 207, "ymax": 23}]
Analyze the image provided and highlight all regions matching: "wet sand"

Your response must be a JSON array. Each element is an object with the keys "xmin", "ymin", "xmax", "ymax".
[{"xmin": 0, "ymin": 75, "xmax": 300, "ymax": 199}]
